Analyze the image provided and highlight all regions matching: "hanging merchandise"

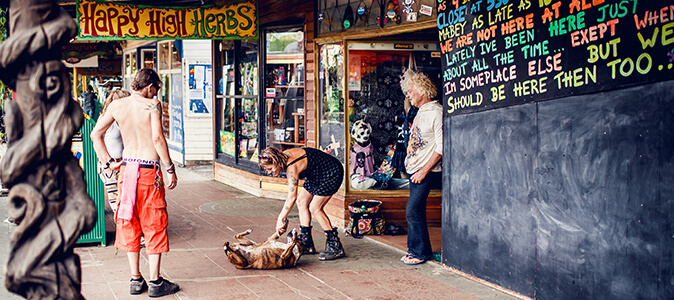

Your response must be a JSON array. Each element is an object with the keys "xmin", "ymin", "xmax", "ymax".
[
  {"xmin": 343, "ymin": 0, "xmax": 354, "ymax": 29},
  {"xmin": 318, "ymin": 0, "xmax": 327, "ymax": 22},
  {"xmin": 401, "ymin": 0, "xmax": 414, "ymax": 14},
  {"xmin": 392, "ymin": 55, "xmax": 418, "ymax": 170},
  {"xmin": 386, "ymin": 0, "xmax": 401, "ymax": 25},
  {"xmin": 356, "ymin": 0, "xmax": 369, "ymax": 26},
  {"xmin": 377, "ymin": 0, "xmax": 385, "ymax": 28},
  {"xmin": 329, "ymin": 0, "xmax": 341, "ymax": 32}
]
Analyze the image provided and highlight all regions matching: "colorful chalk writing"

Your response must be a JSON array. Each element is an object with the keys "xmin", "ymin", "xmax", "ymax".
[
  {"xmin": 438, "ymin": 0, "xmax": 674, "ymax": 115},
  {"xmin": 76, "ymin": 0, "xmax": 257, "ymax": 40}
]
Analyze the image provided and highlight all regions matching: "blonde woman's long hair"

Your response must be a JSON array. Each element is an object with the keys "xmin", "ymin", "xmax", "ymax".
[
  {"xmin": 258, "ymin": 147, "xmax": 289, "ymax": 170},
  {"xmin": 100, "ymin": 89, "xmax": 131, "ymax": 117}
]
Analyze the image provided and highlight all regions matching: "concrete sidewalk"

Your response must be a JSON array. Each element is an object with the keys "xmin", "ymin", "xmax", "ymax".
[{"xmin": 1, "ymin": 165, "xmax": 521, "ymax": 300}]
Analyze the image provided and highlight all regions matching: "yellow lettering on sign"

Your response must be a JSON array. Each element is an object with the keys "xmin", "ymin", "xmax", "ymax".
[{"xmin": 77, "ymin": 0, "xmax": 258, "ymax": 40}]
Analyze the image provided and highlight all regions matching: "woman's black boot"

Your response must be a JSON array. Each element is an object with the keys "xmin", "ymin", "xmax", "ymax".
[
  {"xmin": 319, "ymin": 227, "xmax": 345, "ymax": 261},
  {"xmin": 299, "ymin": 226, "xmax": 317, "ymax": 254}
]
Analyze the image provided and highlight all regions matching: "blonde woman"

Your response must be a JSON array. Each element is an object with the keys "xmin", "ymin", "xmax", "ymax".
[{"xmin": 97, "ymin": 88, "xmax": 131, "ymax": 212}]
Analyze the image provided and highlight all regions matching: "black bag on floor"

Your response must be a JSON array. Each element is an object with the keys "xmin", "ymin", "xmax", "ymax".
[{"xmin": 346, "ymin": 200, "xmax": 385, "ymax": 238}]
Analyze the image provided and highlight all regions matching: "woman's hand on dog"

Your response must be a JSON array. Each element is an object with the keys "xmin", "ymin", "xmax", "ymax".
[{"xmin": 276, "ymin": 217, "xmax": 288, "ymax": 235}]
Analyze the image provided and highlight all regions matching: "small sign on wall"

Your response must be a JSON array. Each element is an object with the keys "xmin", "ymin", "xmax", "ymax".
[{"xmin": 188, "ymin": 63, "xmax": 212, "ymax": 114}]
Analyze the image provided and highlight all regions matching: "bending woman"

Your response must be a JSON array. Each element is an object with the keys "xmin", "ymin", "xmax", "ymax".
[{"xmin": 258, "ymin": 147, "xmax": 345, "ymax": 261}]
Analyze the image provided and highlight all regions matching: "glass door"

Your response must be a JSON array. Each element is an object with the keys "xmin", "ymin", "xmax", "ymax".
[
  {"xmin": 214, "ymin": 39, "xmax": 260, "ymax": 170},
  {"xmin": 263, "ymin": 26, "xmax": 305, "ymax": 150},
  {"xmin": 318, "ymin": 43, "xmax": 345, "ymax": 163},
  {"xmin": 238, "ymin": 40, "xmax": 259, "ymax": 162}
]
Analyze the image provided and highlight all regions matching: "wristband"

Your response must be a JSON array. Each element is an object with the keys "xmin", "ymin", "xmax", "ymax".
[
  {"xmin": 104, "ymin": 158, "xmax": 115, "ymax": 169},
  {"xmin": 166, "ymin": 163, "xmax": 175, "ymax": 174}
]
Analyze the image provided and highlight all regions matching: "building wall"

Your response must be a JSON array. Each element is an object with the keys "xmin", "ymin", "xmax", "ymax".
[{"xmin": 181, "ymin": 40, "xmax": 213, "ymax": 164}]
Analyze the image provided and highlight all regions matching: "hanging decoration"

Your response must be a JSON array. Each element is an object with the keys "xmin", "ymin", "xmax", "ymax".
[
  {"xmin": 386, "ymin": 0, "xmax": 401, "ymax": 25},
  {"xmin": 356, "ymin": 0, "xmax": 369, "ymax": 26},
  {"xmin": 343, "ymin": 0, "xmax": 354, "ymax": 29},
  {"xmin": 401, "ymin": 0, "xmax": 414, "ymax": 14}
]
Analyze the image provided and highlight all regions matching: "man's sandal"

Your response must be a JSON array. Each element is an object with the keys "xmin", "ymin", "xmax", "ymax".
[{"xmin": 400, "ymin": 253, "xmax": 413, "ymax": 262}]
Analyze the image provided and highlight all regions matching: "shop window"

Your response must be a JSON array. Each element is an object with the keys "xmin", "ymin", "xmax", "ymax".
[
  {"xmin": 214, "ymin": 39, "xmax": 260, "ymax": 169},
  {"xmin": 159, "ymin": 42, "xmax": 170, "ymax": 71},
  {"xmin": 318, "ymin": 43, "xmax": 345, "ymax": 165},
  {"xmin": 124, "ymin": 51, "xmax": 136, "ymax": 78},
  {"xmin": 158, "ymin": 41, "xmax": 181, "ymax": 71},
  {"xmin": 141, "ymin": 49, "xmax": 156, "ymax": 69},
  {"xmin": 345, "ymin": 42, "xmax": 443, "ymax": 191},
  {"xmin": 317, "ymin": 0, "xmax": 438, "ymax": 36},
  {"xmin": 171, "ymin": 42, "xmax": 182, "ymax": 69},
  {"xmin": 238, "ymin": 41, "xmax": 258, "ymax": 161},
  {"xmin": 264, "ymin": 27, "xmax": 305, "ymax": 151},
  {"xmin": 160, "ymin": 74, "xmax": 170, "ymax": 140}
]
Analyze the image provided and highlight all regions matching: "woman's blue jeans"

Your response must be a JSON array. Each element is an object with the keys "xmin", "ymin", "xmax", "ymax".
[{"xmin": 406, "ymin": 171, "xmax": 441, "ymax": 260}]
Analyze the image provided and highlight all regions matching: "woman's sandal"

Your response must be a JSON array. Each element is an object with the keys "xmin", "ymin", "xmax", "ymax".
[{"xmin": 401, "ymin": 254, "xmax": 426, "ymax": 265}]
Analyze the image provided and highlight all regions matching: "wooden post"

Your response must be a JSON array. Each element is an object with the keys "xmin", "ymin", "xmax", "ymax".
[{"xmin": 0, "ymin": 0, "xmax": 97, "ymax": 298}]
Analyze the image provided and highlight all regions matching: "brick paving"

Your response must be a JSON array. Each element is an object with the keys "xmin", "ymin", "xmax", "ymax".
[{"xmin": 0, "ymin": 164, "xmax": 522, "ymax": 300}]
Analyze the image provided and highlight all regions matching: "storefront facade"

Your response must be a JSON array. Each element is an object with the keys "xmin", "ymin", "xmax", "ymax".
[
  {"xmin": 211, "ymin": 0, "xmax": 442, "ymax": 227},
  {"xmin": 76, "ymin": 0, "xmax": 254, "ymax": 166},
  {"xmin": 121, "ymin": 40, "xmax": 213, "ymax": 165}
]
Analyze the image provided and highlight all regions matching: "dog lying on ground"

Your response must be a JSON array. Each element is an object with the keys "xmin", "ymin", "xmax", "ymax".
[{"xmin": 223, "ymin": 227, "xmax": 304, "ymax": 270}]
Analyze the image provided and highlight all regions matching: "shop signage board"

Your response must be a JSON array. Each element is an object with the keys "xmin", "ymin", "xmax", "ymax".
[
  {"xmin": 187, "ymin": 62, "xmax": 213, "ymax": 114},
  {"xmin": 76, "ymin": 0, "xmax": 258, "ymax": 40},
  {"xmin": 438, "ymin": 0, "xmax": 674, "ymax": 116}
]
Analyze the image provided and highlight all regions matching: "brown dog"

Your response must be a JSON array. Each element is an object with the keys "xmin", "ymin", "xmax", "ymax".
[{"xmin": 223, "ymin": 228, "xmax": 304, "ymax": 270}]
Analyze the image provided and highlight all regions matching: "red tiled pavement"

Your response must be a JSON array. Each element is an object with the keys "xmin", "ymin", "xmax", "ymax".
[{"xmin": 2, "ymin": 166, "xmax": 523, "ymax": 300}]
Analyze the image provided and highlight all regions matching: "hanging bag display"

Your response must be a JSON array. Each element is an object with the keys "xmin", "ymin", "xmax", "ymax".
[{"xmin": 346, "ymin": 199, "xmax": 386, "ymax": 238}]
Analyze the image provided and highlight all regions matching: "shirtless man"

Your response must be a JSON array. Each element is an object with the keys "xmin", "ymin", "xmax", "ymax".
[{"xmin": 91, "ymin": 68, "xmax": 179, "ymax": 298}]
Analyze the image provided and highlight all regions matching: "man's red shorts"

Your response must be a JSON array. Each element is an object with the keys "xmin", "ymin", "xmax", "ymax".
[{"xmin": 114, "ymin": 165, "xmax": 169, "ymax": 254}]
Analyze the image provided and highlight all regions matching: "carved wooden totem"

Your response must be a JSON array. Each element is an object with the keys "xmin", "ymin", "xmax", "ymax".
[{"xmin": 0, "ymin": 0, "xmax": 97, "ymax": 299}]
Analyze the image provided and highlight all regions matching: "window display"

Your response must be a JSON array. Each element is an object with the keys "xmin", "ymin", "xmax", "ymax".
[
  {"xmin": 345, "ymin": 43, "xmax": 442, "ymax": 190},
  {"xmin": 237, "ymin": 41, "xmax": 258, "ymax": 161},
  {"xmin": 124, "ymin": 51, "xmax": 136, "ymax": 77},
  {"xmin": 319, "ymin": 43, "xmax": 345, "ymax": 164},
  {"xmin": 264, "ymin": 27, "xmax": 305, "ymax": 150},
  {"xmin": 158, "ymin": 42, "xmax": 170, "ymax": 70},
  {"xmin": 142, "ymin": 49, "xmax": 155, "ymax": 69},
  {"xmin": 214, "ymin": 40, "xmax": 259, "ymax": 166},
  {"xmin": 160, "ymin": 74, "xmax": 170, "ymax": 140}
]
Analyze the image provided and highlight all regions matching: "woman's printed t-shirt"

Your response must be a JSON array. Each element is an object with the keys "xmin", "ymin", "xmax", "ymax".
[{"xmin": 404, "ymin": 101, "xmax": 443, "ymax": 174}]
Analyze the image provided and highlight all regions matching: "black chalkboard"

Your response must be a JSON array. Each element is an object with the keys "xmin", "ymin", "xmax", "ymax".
[
  {"xmin": 438, "ymin": 0, "xmax": 674, "ymax": 116},
  {"xmin": 443, "ymin": 103, "xmax": 538, "ymax": 296},
  {"xmin": 442, "ymin": 80, "xmax": 674, "ymax": 299}
]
